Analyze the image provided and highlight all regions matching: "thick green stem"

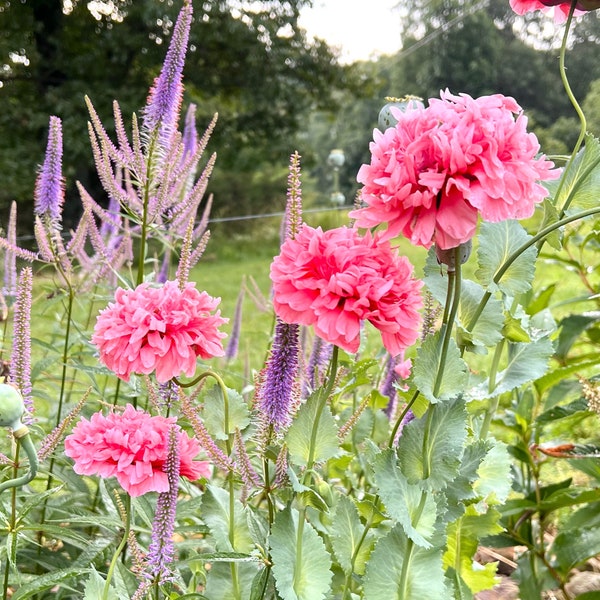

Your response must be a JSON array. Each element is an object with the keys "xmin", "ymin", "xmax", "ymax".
[
  {"xmin": 554, "ymin": 3, "xmax": 587, "ymax": 217},
  {"xmin": 1, "ymin": 442, "xmax": 19, "ymax": 600},
  {"xmin": 0, "ymin": 427, "xmax": 38, "ymax": 494},
  {"xmin": 466, "ymin": 205, "xmax": 600, "ymax": 333},
  {"xmin": 305, "ymin": 346, "xmax": 339, "ymax": 474}
]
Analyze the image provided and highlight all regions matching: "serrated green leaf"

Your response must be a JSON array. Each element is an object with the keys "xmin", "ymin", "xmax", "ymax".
[
  {"xmin": 445, "ymin": 567, "xmax": 474, "ymax": 600},
  {"xmin": 444, "ymin": 440, "xmax": 491, "ymax": 522},
  {"xmin": 413, "ymin": 333, "xmax": 468, "ymax": 404},
  {"xmin": 269, "ymin": 505, "xmax": 332, "ymax": 600},
  {"xmin": 473, "ymin": 441, "xmax": 512, "ymax": 505},
  {"xmin": 331, "ymin": 495, "xmax": 374, "ymax": 575},
  {"xmin": 374, "ymin": 449, "xmax": 438, "ymax": 548},
  {"xmin": 554, "ymin": 313, "xmax": 599, "ymax": 360},
  {"xmin": 201, "ymin": 485, "xmax": 254, "ymax": 553},
  {"xmin": 475, "ymin": 221, "xmax": 537, "ymax": 296},
  {"xmin": 469, "ymin": 337, "xmax": 553, "ymax": 400},
  {"xmin": 285, "ymin": 390, "xmax": 339, "ymax": 468},
  {"xmin": 552, "ymin": 526, "xmax": 600, "ymax": 573},
  {"xmin": 11, "ymin": 567, "xmax": 90, "ymax": 599},
  {"xmin": 398, "ymin": 397, "xmax": 467, "ymax": 491},
  {"xmin": 83, "ymin": 566, "xmax": 118, "ymax": 600},
  {"xmin": 547, "ymin": 133, "xmax": 600, "ymax": 214},
  {"xmin": 204, "ymin": 562, "xmax": 259, "ymax": 600},
  {"xmin": 539, "ymin": 198, "xmax": 562, "ymax": 250},
  {"xmin": 443, "ymin": 505, "xmax": 503, "ymax": 594},
  {"xmin": 363, "ymin": 523, "xmax": 447, "ymax": 600},
  {"xmin": 202, "ymin": 384, "xmax": 250, "ymax": 440},
  {"xmin": 536, "ymin": 397, "xmax": 590, "ymax": 424},
  {"xmin": 456, "ymin": 281, "xmax": 504, "ymax": 350}
]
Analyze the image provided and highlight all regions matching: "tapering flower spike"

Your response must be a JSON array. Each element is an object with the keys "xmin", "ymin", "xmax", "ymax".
[
  {"xmin": 9, "ymin": 267, "xmax": 33, "ymax": 424},
  {"xmin": 34, "ymin": 116, "xmax": 65, "ymax": 227},
  {"xmin": 145, "ymin": 425, "xmax": 180, "ymax": 584},
  {"xmin": 255, "ymin": 153, "xmax": 303, "ymax": 431},
  {"xmin": 225, "ymin": 282, "xmax": 244, "ymax": 361},
  {"xmin": 2, "ymin": 202, "xmax": 18, "ymax": 298},
  {"xmin": 142, "ymin": 0, "xmax": 192, "ymax": 149}
]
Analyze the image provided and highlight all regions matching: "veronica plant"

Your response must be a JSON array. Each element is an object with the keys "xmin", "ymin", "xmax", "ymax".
[{"xmin": 1, "ymin": 1, "xmax": 600, "ymax": 600}]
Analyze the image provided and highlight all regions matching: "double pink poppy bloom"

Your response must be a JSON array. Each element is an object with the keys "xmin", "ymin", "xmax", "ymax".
[
  {"xmin": 271, "ymin": 224, "xmax": 423, "ymax": 356},
  {"xmin": 510, "ymin": 0, "xmax": 600, "ymax": 21},
  {"xmin": 351, "ymin": 90, "xmax": 558, "ymax": 250},
  {"xmin": 92, "ymin": 280, "xmax": 227, "ymax": 383},
  {"xmin": 64, "ymin": 404, "xmax": 210, "ymax": 496}
]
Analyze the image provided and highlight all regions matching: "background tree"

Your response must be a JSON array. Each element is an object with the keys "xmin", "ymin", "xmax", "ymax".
[{"xmin": 0, "ymin": 0, "xmax": 363, "ymax": 236}]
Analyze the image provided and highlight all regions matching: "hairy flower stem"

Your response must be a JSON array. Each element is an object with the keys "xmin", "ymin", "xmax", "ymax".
[
  {"xmin": 103, "ymin": 494, "xmax": 132, "ymax": 600},
  {"xmin": 2, "ymin": 443, "xmax": 19, "ymax": 600},
  {"xmin": 293, "ymin": 346, "xmax": 339, "ymax": 594},
  {"xmin": 398, "ymin": 249, "xmax": 462, "ymax": 597},
  {"xmin": 554, "ymin": 4, "xmax": 587, "ymax": 218}
]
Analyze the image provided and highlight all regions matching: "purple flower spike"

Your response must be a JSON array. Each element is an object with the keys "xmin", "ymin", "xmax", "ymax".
[
  {"xmin": 142, "ymin": 0, "xmax": 192, "ymax": 149},
  {"xmin": 256, "ymin": 320, "xmax": 300, "ymax": 431},
  {"xmin": 34, "ymin": 116, "xmax": 64, "ymax": 226},
  {"xmin": 182, "ymin": 103, "xmax": 197, "ymax": 160},
  {"xmin": 3, "ymin": 202, "xmax": 18, "ymax": 298},
  {"xmin": 225, "ymin": 282, "xmax": 244, "ymax": 361},
  {"xmin": 146, "ymin": 425, "xmax": 180, "ymax": 584},
  {"xmin": 9, "ymin": 267, "xmax": 33, "ymax": 424}
]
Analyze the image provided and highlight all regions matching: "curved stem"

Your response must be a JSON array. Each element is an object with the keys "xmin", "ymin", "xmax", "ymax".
[
  {"xmin": 433, "ymin": 249, "xmax": 462, "ymax": 399},
  {"xmin": 389, "ymin": 389, "xmax": 420, "ymax": 447},
  {"xmin": 305, "ymin": 345, "xmax": 339, "ymax": 474},
  {"xmin": 0, "ymin": 427, "xmax": 38, "ymax": 494},
  {"xmin": 554, "ymin": 3, "xmax": 587, "ymax": 217},
  {"xmin": 466, "ymin": 205, "xmax": 600, "ymax": 333}
]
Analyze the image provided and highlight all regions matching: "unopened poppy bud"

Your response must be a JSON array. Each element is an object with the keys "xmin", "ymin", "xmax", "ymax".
[
  {"xmin": 435, "ymin": 240, "xmax": 472, "ymax": 272},
  {"xmin": 0, "ymin": 383, "xmax": 25, "ymax": 430}
]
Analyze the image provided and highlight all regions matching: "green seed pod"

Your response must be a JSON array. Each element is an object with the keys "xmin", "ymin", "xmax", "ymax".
[
  {"xmin": 377, "ymin": 95, "xmax": 425, "ymax": 131},
  {"xmin": 0, "ymin": 383, "xmax": 25, "ymax": 429}
]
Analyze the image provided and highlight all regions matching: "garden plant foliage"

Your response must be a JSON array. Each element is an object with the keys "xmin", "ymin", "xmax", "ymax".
[{"xmin": 1, "ymin": 1, "xmax": 600, "ymax": 599}]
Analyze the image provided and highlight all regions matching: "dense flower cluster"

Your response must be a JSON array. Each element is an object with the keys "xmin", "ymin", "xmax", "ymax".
[
  {"xmin": 510, "ymin": 0, "xmax": 599, "ymax": 21},
  {"xmin": 92, "ymin": 281, "xmax": 227, "ymax": 383},
  {"xmin": 271, "ymin": 224, "xmax": 423, "ymax": 356},
  {"xmin": 64, "ymin": 404, "xmax": 210, "ymax": 496},
  {"xmin": 350, "ymin": 90, "xmax": 558, "ymax": 249}
]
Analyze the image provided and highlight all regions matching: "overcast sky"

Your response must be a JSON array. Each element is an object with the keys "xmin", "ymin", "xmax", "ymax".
[{"xmin": 298, "ymin": 0, "xmax": 404, "ymax": 63}]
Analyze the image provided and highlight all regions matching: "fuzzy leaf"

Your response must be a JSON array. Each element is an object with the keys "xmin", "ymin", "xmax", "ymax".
[
  {"xmin": 456, "ymin": 280, "xmax": 504, "ymax": 350},
  {"xmin": 468, "ymin": 337, "xmax": 553, "ymax": 400},
  {"xmin": 83, "ymin": 566, "xmax": 117, "ymax": 600},
  {"xmin": 374, "ymin": 449, "xmax": 438, "ymax": 548},
  {"xmin": 547, "ymin": 133, "xmax": 600, "ymax": 214},
  {"xmin": 330, "ymin": 495, "xmax": 374, "ymax": 575},
  {"xmin": 204, "ymin": 562, "xmax": 259, "ymax": 600},
  {"xmin": 475, "ymin": 220, "xmax": 537, "ymax": 296},
  {"xmin": 363, "ymin": 523, "xmax": 447, "ymax": 600},
  {"xmin": 398, "ymin": 397, "xmax": 467, "ymax": 491},
  {"xmin": 269, "ymin": 505, "xmax": 332, "ymax": 600},
  {"xmin": 11, "ymin": 568, "xmax": 90, "ymax": 599},
  {"xmin": 285, "ymin": 390, "xmax": 339, "ymax": 467},
  {"xmin": 443, "ymin": 505, "xmax": 503, "ymax": 594},
  {"xmin": 202, "ymin": 385, "xmax": 250, "ymax": 440},
  {"xmin": 473, "ymin": 441, "xmax": 512, "ymax": 505},
  {"xmin": 413, "ymin": 332, "xmax": 469, "ymax": 404},
  {"xmin": 201, "ymin": 485, "xmax": 254, "ymax": 553}
]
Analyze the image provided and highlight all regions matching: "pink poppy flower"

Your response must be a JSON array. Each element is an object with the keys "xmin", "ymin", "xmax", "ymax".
[
  {"xmin": 350, "ymin": 90, "xmax": 559, "ymax": 250},
  {"xmin": 270, "ymin": 224, "xmax": 423, "ymax": 356},
  {"xmin": 64, "ymin": 404, "xmax": 211, "ymax": 496},
  {"xmin": 92, "ymin": 281, "xmax": 227, "ymax": 383},
  {"xmin": 509, "ymin": 0, "xmax": 597, "ymax": 21}
]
